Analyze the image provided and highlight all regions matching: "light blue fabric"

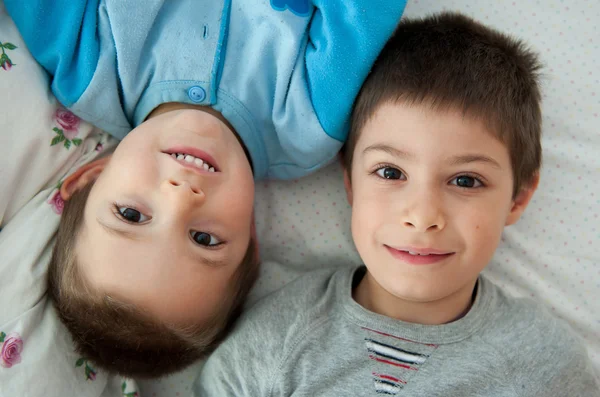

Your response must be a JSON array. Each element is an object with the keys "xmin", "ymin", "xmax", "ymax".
[
  {"xmin": 5, "ymin": 0, "xmax": 100, "ymax": 108},
  {"xmin": 5, "ymin": 0, "xmax": 407, "ymax": 179}
]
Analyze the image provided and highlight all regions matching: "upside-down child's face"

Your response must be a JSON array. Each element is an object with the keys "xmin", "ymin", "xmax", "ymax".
[
  {"xmin": 75, "ymin": 108, "xmax": 255, "ymax": 325},
  {"xmin": 345, "ymin": 102, "xmax": 537, "ymax": 324}
]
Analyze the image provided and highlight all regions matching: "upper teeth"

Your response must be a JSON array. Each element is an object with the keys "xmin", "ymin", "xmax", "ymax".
[
  {"xmin": 172, "ymin": 153, "xmax": 215, "ymax": 172},
  {"xmin": 408, "ymin": 251, "xmax": 429, "ymax": 256}
]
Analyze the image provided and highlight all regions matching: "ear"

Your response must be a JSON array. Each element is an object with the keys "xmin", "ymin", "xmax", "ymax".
[
  {"xmin": 505, "ymin": 173, "xmax": 540, "ymax": 226},
  {"xmin": 343, "ymin": 168, "xmax": 353, "ymax": 206},
  {"xmin": 60, "ymin": 156, "xmax": 111, "ymax": 200}
]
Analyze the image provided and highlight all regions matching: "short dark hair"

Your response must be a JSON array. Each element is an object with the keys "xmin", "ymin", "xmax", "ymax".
[
  {"xmin": 47, "ymin": 182, "xmax": 259, "ymax": 378},
  {"xmin": 343, "ymin": 12, "xmax": 542, "ymax": 195}
]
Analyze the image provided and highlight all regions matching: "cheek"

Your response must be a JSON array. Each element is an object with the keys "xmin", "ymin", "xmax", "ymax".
[
  {"xmin": 115, "ymin": 125, "xmax": 157, "ymax": 156},
  {"xmin": 350, "ymin": 187, "xmax": 391, "ymax": 244},
  {"xmin": 104, "ymin": 142, "xmax": 158, "ymax": 183},
  {"xmin": 219, "ymin": 178, "xmax": 255, "ymax": 219},
  {"xmin": 102, "ymin": 159, "xmax": 157, "ymax": 192},
  {"xmin": 459, "ymin": 205, "xmax": 507, "ymax": 257}
]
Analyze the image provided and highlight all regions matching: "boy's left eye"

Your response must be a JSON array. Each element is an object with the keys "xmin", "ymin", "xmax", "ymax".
[
  {"xmin": 190, "ymin": 231, "xmax": 222, "ymax": 247},
  {"xmin": 450, "ymin": 175, "xmax": 482, "ymax": 188}
]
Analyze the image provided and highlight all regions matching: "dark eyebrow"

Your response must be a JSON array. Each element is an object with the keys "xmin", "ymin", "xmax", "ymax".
[
  {"xmin": 97, "ymin": 217, "xmax": 229, "ymax": 268},
  {"xmin": 363, "ymin": 144, "xmax": 415, "ymax": 160},
  {"xmin": 363, "ymin": 144, "xmax": 502, "ymax": 169},
  {"xmin": 448, "ymin": 154, "xmax": 502, "ymax": 169}
]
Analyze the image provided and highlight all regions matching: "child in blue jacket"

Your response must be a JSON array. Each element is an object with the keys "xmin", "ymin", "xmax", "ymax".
[{"xmin": 5, "ymin": 0, "xmax": 406, "ymax": 378}]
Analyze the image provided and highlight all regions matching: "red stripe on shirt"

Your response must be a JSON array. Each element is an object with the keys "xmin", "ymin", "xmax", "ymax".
[
  {"xmin": 372, "ymin": 373, "xmax": 407, "ymax": 384},
  {"xmin": 369, "ymin": 355, "xmax": 417, "ymax": 370}
]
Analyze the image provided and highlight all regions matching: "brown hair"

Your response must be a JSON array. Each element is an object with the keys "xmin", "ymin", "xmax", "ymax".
[
  {"xmin": 343, "ymin": 12, "xmax": 542, "ymax": 195},
  {"xmin": 48, "ymin": 182, "xmax": 259, "ymax": 378}
]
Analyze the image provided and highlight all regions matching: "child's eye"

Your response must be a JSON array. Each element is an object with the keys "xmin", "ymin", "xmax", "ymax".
[
  {"xmin": 190, "ymin": 231, "xmax": 222, "ymax": 247},
  {"xmin": 116, "ymin": 206, "xmax": 150, "ymax": 223},
  {"xmin": 375, "ymin": 166, "xmax": 405, "ymax": 180},
  {"xmin": 450, "ymin": 175, "xmax": 483, "ymax": 188}
]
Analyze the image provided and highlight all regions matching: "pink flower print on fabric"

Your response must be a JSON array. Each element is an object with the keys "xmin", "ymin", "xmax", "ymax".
[
  {"xmin": 54, "ymin": 108, "xmax": 80, "ymax": 139},
  {"xmin": 76, "ymin": 357, "xmax": 97, "ymax": 381},
  {"xmin": 51, "ymin": 108, "xmax": 83, "ymax": 149},
  {"xmin": 1, "ymin": 57, "xmax": 12, "ymax": 70},
  {"xmin": 0, "ymin": 332, "xmax": 24, "ymax": 368},
  {"xmin": 48, "ymin": 189, "xmax": 65, "ymax": 215},
  {"xmin": 0, "ymin": 41, "xmax": 17, "ymax": 71}
]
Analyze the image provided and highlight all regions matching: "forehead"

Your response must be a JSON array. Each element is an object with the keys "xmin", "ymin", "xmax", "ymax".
[
  {"xmin": 75, "ymin": 224, "xmax": 237, "ymax": 324},
  {"xmin": 354, "ymin": 102, "xmax": 509, "ymax": 161}
]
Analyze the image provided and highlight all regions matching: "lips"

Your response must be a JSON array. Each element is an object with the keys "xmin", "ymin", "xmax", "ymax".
[
  {"xmin": 385, "ymin": 245, "xmax": 454, "ymax": 265},
  {"xmin": 163, "ymin": 146, "xmax": 220, "ymax": 172},
  {"xmin": 169, "ymin": 152, "xmax": 216, "ymax": 172}
]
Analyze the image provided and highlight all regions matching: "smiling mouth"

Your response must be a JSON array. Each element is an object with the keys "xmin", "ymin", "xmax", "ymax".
[
  {"xmin": 385, "ymin": 245, "xmax": 454, "ymax": 265},
  {"xmin": 164, "ymin": 151, "xmax": 219, "ymax": 172},
  {"xmin": 388, "ymin": 246, "xmax": 453, "ymax": 256},
  {"xmin": 404, "ymin": 250, "xmax": 445, "ymax": 256}
]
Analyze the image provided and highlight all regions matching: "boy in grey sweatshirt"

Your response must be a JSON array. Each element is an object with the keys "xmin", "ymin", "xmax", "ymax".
[{"xmin": 194, "ymin": 12, "xmax": 599, "ymax": 396}]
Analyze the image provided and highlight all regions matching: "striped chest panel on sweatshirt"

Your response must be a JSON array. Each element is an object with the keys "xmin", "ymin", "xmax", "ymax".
[{"xmin": 362, "ymin": 327, "xmax": 438, "ymax": 395}]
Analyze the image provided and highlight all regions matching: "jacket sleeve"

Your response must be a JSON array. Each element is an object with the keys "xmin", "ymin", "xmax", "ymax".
[
  {"xmin": 305, "ymin": 0, "xmax": 407, "ymax": 141},
  {"xmin": 4, "ymin": 0, "xmax": 100, "ymax": 107}
]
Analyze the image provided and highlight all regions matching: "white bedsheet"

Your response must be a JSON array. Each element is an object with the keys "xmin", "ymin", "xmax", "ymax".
[{"xmin": 0, "ymin": 0, "xmax": 598, "ymax": 395}]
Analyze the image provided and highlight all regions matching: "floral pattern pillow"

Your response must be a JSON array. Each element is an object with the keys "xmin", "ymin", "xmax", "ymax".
[
  {"xmin": 1, "ymin": 16, "xmax": 136, "ymax": 397},
  {"xmin": 0, "ymin": 332, "xmax": 22, "ymax": 368}
]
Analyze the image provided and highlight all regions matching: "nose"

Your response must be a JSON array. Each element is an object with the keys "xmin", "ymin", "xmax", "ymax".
[
  {"xmin": 161, "ymin": 178, "xmax": 205, "ymax": 206},
  {"xmin": 401, "ymin": 187, "xmax": 446, "ymax": 232}
]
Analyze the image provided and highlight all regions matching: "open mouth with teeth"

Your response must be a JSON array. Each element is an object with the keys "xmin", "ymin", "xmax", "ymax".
[
  {"xmin": 401, "ymin": 250, "xmax": 452, "ymax": 257},
  {"xmin": 406, "ymin": 251, "xmax": 433, "ymax": 256},
  {"xmin": 385, "ymin": 245, "xmax": 454, "ymax": 265},
  {"xmin": 404, "ymin": 251, "xmax": 449, "ymax": 256},
  {"xmin": 167, "ymin": 152, "xmax": 218, "ymax": 173}
]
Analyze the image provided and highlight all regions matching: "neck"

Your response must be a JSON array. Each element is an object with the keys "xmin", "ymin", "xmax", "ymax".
[{"xmin": 353, "ymin": 271, "xmax": 477, "ymax": 325}]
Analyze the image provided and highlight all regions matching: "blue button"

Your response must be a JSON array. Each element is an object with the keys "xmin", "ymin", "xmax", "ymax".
[{"xmin": 188, "ymin": 86, "xmax": 206, "ymax": 103}]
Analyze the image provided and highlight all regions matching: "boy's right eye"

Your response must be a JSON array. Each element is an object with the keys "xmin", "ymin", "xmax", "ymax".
[
  {"xmin": 115, "ymin": 206, "xmax": 151, "ymax": 223},
  {"xmin": 375, "ymin": 166, "xmax": 405, "ymax": 180}
]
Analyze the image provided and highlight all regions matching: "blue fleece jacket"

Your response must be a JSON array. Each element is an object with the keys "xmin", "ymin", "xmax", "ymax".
[{"xmin": 5, "ymin": 0, "xmax": 406, "ymax": 179}]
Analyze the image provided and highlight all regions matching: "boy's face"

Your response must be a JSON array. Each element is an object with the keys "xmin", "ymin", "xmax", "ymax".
[
  {"xmin": 346, "ymin": 102, "xmax": 535, "ymax": 321},
  {"xmin": 77, "ymin": 109, "xmax": 255, "ymax": 324}
]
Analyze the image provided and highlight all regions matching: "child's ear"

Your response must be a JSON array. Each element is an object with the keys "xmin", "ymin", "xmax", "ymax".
[
  {"xmin": 60, "ymin": 156, "xmax": 111, "ymax": 200},
  {"xmin": 343, "ymin": 168, "xmax": 353, "ymax": 206},
  {"xmin": 505, "ymin": 173, "xmax": 540, "ymax": 226}
]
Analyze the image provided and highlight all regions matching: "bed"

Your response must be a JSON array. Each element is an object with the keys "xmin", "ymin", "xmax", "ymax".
[{"xmin": 0, "ymin": 0, "xmax": 598, "ymax": 395}]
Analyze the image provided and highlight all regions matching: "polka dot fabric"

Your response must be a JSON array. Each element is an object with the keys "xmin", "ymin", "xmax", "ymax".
[{"xmin": 140, "ymin": 2, "xmax": 599, "ymax": 394}]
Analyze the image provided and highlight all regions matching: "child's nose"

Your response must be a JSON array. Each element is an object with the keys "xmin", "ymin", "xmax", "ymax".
[
  {"xmin": 403, "ymin": 216, "xmax": 444, "ymax": 232},
  {"xmin": 401, "ymin": 192, "xmax": 446, "ymax": 232},
  {"xmin": 162, "ymin": 179, "xmax": 206, "ymax": 204},
  {"xmin": 166, "ymin": 179, "xmax": 204, "ymax": 195}
]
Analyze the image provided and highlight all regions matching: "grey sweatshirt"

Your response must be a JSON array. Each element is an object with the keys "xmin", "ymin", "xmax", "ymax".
[{"xmin": 195, "ymin": 266, "xmax": 599, "ymax": 396}]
